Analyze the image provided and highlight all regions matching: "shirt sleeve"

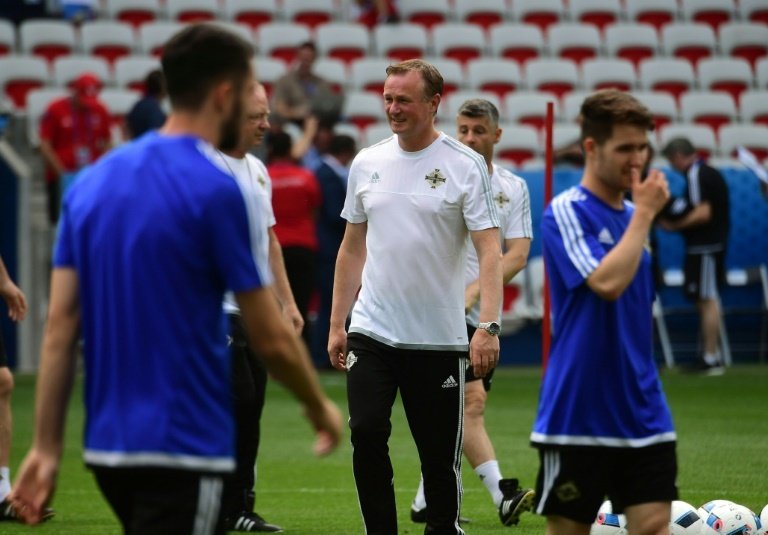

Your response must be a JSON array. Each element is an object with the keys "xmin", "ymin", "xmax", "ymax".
[
  {"xmin": 461, "ymin": 151, "xmax": 499, "ymax": 232},
  {"xmin": 341, "ymin": 153, "xmax": 367, "ymax": 223},
  {"xmin": 504, "ymin": 177, "xmax": 533, "ymax": 240},
  {"xmin": 52, "ymin": 197, "xmax": 75, "ymax": 268}
]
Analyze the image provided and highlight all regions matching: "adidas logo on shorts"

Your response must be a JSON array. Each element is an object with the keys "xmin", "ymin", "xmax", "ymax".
[{"xmin": 442, "ymin": 375, "xmax": 458, "ymax": 389}]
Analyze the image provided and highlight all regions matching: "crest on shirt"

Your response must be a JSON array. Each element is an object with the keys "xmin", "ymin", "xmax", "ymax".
[
  {"xmin": 257, "ymin": 174, "xmax": 266, "ymax": 188},
  {"xmin": 346, "ymin": 351, "xmax": 358, "ymax": 371},
  {"xmin": 425, "ymin": 169, "xmax": 446, "ymax": 189},
  {"xmin": 493, "ymin": 191, "xmax": 510, "ymax": 209}
]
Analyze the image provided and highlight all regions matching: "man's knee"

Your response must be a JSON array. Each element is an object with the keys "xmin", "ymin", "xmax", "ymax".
[
  {"xmin": 464, "ymin": 382, "xmax": 487, "ymax": 421},
  {"xmin": 0, "ymin": 368, "xmax": 13, "ymax": 400}
]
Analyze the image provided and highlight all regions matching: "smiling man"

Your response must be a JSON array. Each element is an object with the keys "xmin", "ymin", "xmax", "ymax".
[{"xmin": 329, "ymin": 60, "xmax": 503, "ymax": 535}]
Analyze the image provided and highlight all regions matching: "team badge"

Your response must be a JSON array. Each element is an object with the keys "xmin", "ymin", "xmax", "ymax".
[
  {"xmin": 493, "ymin": 191, "xmax": 510, "ymax": 209},
  {"xmin": 346, "ymin": 350, "xmax": 358, "ymax": 371},
  {"xmin": 425, "ymin": 169, "xmax": 446, "ymax": 189},
  {"xmin": 257, "ymin": 174, "xmax": 266, "ymax": 188}
]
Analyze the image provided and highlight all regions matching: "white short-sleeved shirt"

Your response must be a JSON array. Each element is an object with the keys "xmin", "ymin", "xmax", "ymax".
[
  {"xmin": 212, "ymin": 152, "xmax": 275, "ymax": 314},
  {"xmin": 465, "ymin": 164, "xmax": 533, "ymax": 326},
  {"xmin": 342, "ymin": 132, "xmax": 499, "ymax": 350}
]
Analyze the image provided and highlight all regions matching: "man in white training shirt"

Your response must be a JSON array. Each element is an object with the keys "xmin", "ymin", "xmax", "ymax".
[
  {"xmin": 410, "ymin": 99, "xmax": 536, "ymax": 527},
  {"xmin": 329, "ymin": 60, "xmax": 503, "ymax": 535}
]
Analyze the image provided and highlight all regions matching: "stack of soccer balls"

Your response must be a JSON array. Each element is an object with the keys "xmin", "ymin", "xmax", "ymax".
[{"xmin": 590, "ymin": 499, "xmax": 767, "ymax": 534}]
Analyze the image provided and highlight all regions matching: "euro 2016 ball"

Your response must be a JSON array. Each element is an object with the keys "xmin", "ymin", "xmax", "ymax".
[
  {"xmin": 700, "ymin": 502, "xmax": 762, "ymax": 534},
  {"xmin": 669, "ymin": 500, "xmax": 703, "ymax": 534},
  {"xmin": 590, "ymin": 500, "xmax": 628, "ymax": 535},
  {"xmin": 761, "ymin": 504, "xmax": 768, "ymax": 533},
  {"xmin": 699, "ymin": 499, "xmax": 736, "ymax": 520}
]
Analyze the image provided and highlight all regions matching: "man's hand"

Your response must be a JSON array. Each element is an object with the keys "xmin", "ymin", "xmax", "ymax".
[
  {"xmin": 304, "ymin": 397, "xmax": 343, "ymax": 457},
  {"xmin": 8, "ymin": 449, "xmax": 59, "ymax": 524},
  {"xmin": 328, "ymin": 327, "xmax": 348, "ymax": 371},
  {"xmin": 469, "ymin": 328, "xmax": 500, "ymax": 378},
  {"xmin": 630, "ymin": 168, "xmax": 670, "ymax": 219},
  {"xmin": 0, "ymin": 278, "xmax": 27, "ymax": 322},
  {"xmin": 282, "ymin": 302, "xmax": 304, "ymax": 335}
]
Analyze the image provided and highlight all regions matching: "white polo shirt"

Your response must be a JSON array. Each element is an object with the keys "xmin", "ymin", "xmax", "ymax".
[
  {"xmin": 342, "ymin": 132, "xmax": 499, "ymax": 350},
  {"xmin": 212, "ymin": 151, "xmax": 276, "ymax": 314},
  {"xmin": 465, "ymin": 164, "xmax": 533, "ymax": 327}
]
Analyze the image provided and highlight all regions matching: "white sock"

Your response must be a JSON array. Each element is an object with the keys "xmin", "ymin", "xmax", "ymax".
[
  {"xmin": 412, "ymin": 475, "xmax": 426, "ymax": 510},
  {"xmin": 475, "ymin": 460, "xmax": 504, "ymax": 507},
  {"xmin": 0, "ymin": 467, "xmax": 10, "ymax": 502},
  {"xmin": 703, "ymin": 352, "xmax": 719, "ymax": 366}
]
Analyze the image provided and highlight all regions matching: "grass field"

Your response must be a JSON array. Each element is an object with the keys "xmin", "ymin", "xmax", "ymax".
[{"xmin": 5, "ymin": 365, "xmax": 768, "ymax": 534}]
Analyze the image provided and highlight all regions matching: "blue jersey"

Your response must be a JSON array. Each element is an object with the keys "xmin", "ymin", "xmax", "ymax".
[
  {"xmin": 531, "ymin": 186, "xmax": 675, "ymax": 447},
  {"xmin": 54, "ymin": 133, "xmax": 270, "ymax": 472}
]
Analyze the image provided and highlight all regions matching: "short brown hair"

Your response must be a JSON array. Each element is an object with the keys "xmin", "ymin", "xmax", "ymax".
[
  {"xmin": 578, "ymin": 89, "xmax": 654, "ymax": 146},
  {"xmin": 385, "ymin": 59, "xmax": 444, "ymax": 100}
]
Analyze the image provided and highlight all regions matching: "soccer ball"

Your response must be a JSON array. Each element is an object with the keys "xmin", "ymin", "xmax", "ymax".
[
  {"xmin": 699, "ymin": 499, "xmax": 736, "ymax": 520},
  {"xmin": 590, "ymin": 500, "xmax": 628, "ymax": 535},
  {"xmin": 761, "ymin": 504, "xmax": 768, "ymax": 532},
  {"xmin": 669, "ymin": 500, "xmax": 703, "ymax": 534},
  {"xmin": 700, "ymin": 502, "xmax": 761, "ymax": 534}
]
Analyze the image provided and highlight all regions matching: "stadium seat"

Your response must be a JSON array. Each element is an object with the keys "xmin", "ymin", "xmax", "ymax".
[
  {"xmin": 252, "ymin": 57, "xmax": 286, "ymax": 97},
  {"xmin": 138, "ymin": 22, "xmax": 184, "ymax": 58},
  {"xmin": 342, "ymin": 91, "xmax": 385, "ymax": 130},
  {"xmin": 740, "ymin": 0, "xmax": 768, "ymax": 26},
  {"xmin": 632, "ymin": 91, "xmax": 679, "ymax": 130},
  {"xmin": 52, "ymin": 56, "xmax": 111, "ymax": 89},
  {"xmin": 441, "ymin": 90, "xmax": 501, "ymax": 124},
  {"xmin": 739, "ymin": 90, "xmax": 768, "ymax": 127},
  {"xmin": 0, "ymin": 18, "xmax": 16, "ymax": 56},
  {"xmin": 679, "ymin": 91, "xmax": 737, "ymax": 138},
  {"xmin": 315, "ymin": 22, "xmax": 369, "ymax": 66},
  {"xmin": 547, "ymin": 23, "xmax": 600, "ymax": 66},
  {"xmin": 524, "ymin": 59, "xmax": 579, "ymax": 101},
  {"xmin": 453, "ymin": 0, "xmax": 507, "ymax": 33},
  {"xmin": 758, "ymin": 58, "xmax": 768, "ymax": 90},
  {"xmin": 166, "ymin": 0, "xmax": 219, "ymax": 23},
  {"xmin": 363, "ymin": 121, "xmax": 394, "ymax": 146},
  {"xmin": 466, "ymin": 58, "xmax": 522, "ymax": 100},
  {"xmin": 0, "ymin": 55, "xmax": 49, "ymax": 111},
  {"xmin": 431, "ymin": 23, "xmax": 486, "ymax": 68},
  {"xmin": 680, "ymin": 0, "xmax": 735, "ymax": 33},
  {"xmin": 105, "ymin": 0, "xmax": 162, "ymax": 30},
  {"xmin": 398, "ymin": 0, "xmax": 451, "ymax": 31},
  {"xmin": 26, "ymin": 87, "xmax": 67, "ymax": 146},
  {"xmin": 19, "ymin": 19, "xmax": 76, "ymax": 65},
  {"xmin": 257, "ymin": 22, "xmax": 312, "ymax": 65},
  {"xmin": 282, "ymin": 0, "xmax": 337, "ymax": 30},
  {"xmin": 423, "ymin": 57, "xmax": 464, "ymax": 95},
  {"xmin": 503, "ymin": 92, "xmax": 558, "ymax": 132},
  {"xmin": 207, "ymin": 22, "xmax": 253, "ymax": 44},
  {"xmin": 373, "ymin": 23, "xmax": 428, "ymax": 62},
  {"xmin": 332, "ymin": 121, "xmax": 363, "ymax": 147},
  {"xmin": 638, "ymin": 58, "xmax": 696, "ymax": 103},
  {"xmin": 581, "ymin": 58, "xmax": 637, "ymax": 91},
  {"xmin": 511, "ymin": 0, "xmax": 563, "ymax": 34},
  {"xmin": 350, "ymin": 57, "xmax": 391, "ymax": 95},
  {"xmin": 561, "ymin": 91, "xmax": 592, "ymax": 124},
  {"xmin": 719, "ymin": 23, "xmax": 768, "ymax": 72},
  {"xmin": 552, "ymin": 123, "xmax": 581, "ymax": 152},
  {"xmin": 568, "ymin": 0, "xmax": 622, "ymax": 33},
  {"xmin": 661, "ymin": 23, "xmax": 716, "ymax": 69},
  {"xmin": 113, "ymin": 55, "xmax": 160, "ymax": 92},
  {"xmin": 80, "ymin": 21, "xmax": 135, "ymax": 68},
  {"xmin": 624, "ymin": 0, "xmax": 677, "ymax": 33},
  {"xmin": 697, "ymin": 58, "xmax": 753, "ymax": 105},
  {"xmin": 488, "ymin": 24, "xmax": 544, "ymax": 67},
  {"xmin": 99, "ymin": 87, "xmax": 142, "ymax": 143},
  {"xmin": 658, "ymin": 122, "xmax": 717, "ymax": 158},
  {"xmin": 312, "ymin": 57, "xmax": 347, "ymax": 94},
  {"xmin": 494, "ymin": 124, "xmax": 540, "ymax": 167},
  {"xmin": 223, "ymin": 0, "xmax": 277, "ymax": 31},
  {"xmin": 604, "ymin": 23, "xmax": 659, "ymax": 71},
  {"xmin": 719, "ymin": 124, "xmax": 768, "ymax": 160}
]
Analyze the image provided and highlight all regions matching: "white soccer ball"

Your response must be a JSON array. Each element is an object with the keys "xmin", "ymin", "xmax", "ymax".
[
  {"xmin": 761, "ymin": 504, "xmax": 768, "ymax": 533},
  {"xmin": 700, "ymin": 502, "xmax": 761, "ymax": 534},
  {"xmin": 698, "ymin": 499, "xmax": 736, "ymax": 521},
  {"xmin": 669, "ymin": 500, "xmax": 703, "ymax": 534},
  {"xmin": 590, "ymin": 500, "xmax": 628, "ymax": 535}
]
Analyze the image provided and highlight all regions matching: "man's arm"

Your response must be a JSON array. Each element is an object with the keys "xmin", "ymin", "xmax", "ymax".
[
  {"xmin": 10, "ymin": 269, "xmax": 81, "ymax": 524},
  {"xmin": 38, "ymin": 140, "xmax": 66, "ymax": 178},
  {"xmin": 236, "ymin": 287, "xmax": 342, "ymax": 456},
  {"xmin": 465, "ymin": 237, "xmax": 531, "ymax": 312},
  {"xmin": 587, "ymin": 169, "xmax": 669, "ymax": 301},
  {"xmin": 267, "ymin": 227, "xmax": 303, "ymax": 334},
  {"xmin": 328, "ymin": 221, "xmax": 367, "ymax": 371},
  {"xmin": 0, "ymin": 255, "xmax": 27, "ymax": 322},
  {"xmin": 468, "ymin": 227, "xmax": 502, "ymax": 378},
  {"xmin": 658, "ymin": 201, "xmax": 711, "ymax": 231}
]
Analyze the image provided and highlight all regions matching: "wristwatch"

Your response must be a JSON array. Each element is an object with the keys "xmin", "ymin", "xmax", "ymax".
[{"xmin": 477, "ymin": 321, "xmax": 501, "ymax": 336}]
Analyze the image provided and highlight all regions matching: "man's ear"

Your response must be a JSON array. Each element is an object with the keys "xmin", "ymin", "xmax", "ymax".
[
  {"xmin": 430, "ymin": 93, "xmax": 441, "ymax": 116},
  {"xmin": 211, "ymin": 79, "xmax": 234, "ymax": 115},
  {"xmin": 582, "ymin": 136, "xmax": 596, "ymax": 158}
]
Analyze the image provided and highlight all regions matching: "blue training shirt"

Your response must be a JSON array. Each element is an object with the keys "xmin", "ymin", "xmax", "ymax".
[
  {"xmin": 54, "ymin": 133, "xmax": 271, "ymax": 472},
  {"xmin": 531, "ymin": 186, "xmax": 675, "ymax": 448}
]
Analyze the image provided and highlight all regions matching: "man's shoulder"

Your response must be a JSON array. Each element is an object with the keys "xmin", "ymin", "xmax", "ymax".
[
  {"xmin": 439, "ymin": 134, "xmax": 487, "ymax": 168},
  {"xmin": 494, "ymin": 165, "xmax": 529, "ymax": 192}
]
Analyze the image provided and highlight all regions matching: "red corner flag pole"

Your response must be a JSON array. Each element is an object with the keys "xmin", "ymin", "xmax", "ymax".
[{"xmin": 542, "ymin": 101, "xmax": 555, "ymax": 372}]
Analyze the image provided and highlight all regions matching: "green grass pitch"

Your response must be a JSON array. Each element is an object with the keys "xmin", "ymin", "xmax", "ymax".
[{"xmin": 5, "ymin": 365, "xmax": 768, "ymax": 534}]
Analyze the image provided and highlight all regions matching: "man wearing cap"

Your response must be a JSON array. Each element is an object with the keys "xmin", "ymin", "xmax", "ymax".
[
  {"xmin": 658, "ymin": 137, "xmax": 730, "ymax": 375},
  {"xmin": 39, "ymin": 72, "xmax": 111, "ymax": 225}
]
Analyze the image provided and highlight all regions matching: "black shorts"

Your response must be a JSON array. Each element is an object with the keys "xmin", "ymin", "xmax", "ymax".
[
  {"xmin": 463, "ymin": 324, "xmax": 495, "ymax": 392},
  {"xmin": 684, "ymin": 251, "xmax": 725, "ymax": 301},
  {"xmin": 533, "ymin": 442, "xmax": 678, "ymax": 524},
  {"xmin": 91, "ymin": 466, "xmax": 226, "ymax": 535}
]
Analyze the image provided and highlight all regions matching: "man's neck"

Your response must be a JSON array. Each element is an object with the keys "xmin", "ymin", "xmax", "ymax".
[
  {"xmin": 223, "ymin": 149, "xmax": 247, "ymax": 159},
  {"xmin": 397, "ymin": 128, "xmax": 439, "ymax": 153},
  {"xmin": 581, "ymin": 171, "xmax": 625, "ymax": 209},
  {"xmin": 160, "ymin": 111, "xmax": 220, "ymax": 146}
]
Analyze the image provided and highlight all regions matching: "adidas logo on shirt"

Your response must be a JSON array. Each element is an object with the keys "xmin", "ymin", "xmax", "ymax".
[
  {"xmin": 370, "ymin": 171, "xmax": 381, "ymax": 183},
  {"xmin": 598, "ymin": 227, "xmax": 614, "ymax": 245},
  {"xmin": 442, "ymin": 375, "xmax": 458, "ymax": 389}
]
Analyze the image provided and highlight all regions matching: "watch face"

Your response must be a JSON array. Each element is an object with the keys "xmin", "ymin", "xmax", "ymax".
[{"xmin": 488, "ymin": 322, "xmax": 501, "ymax": 335}]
